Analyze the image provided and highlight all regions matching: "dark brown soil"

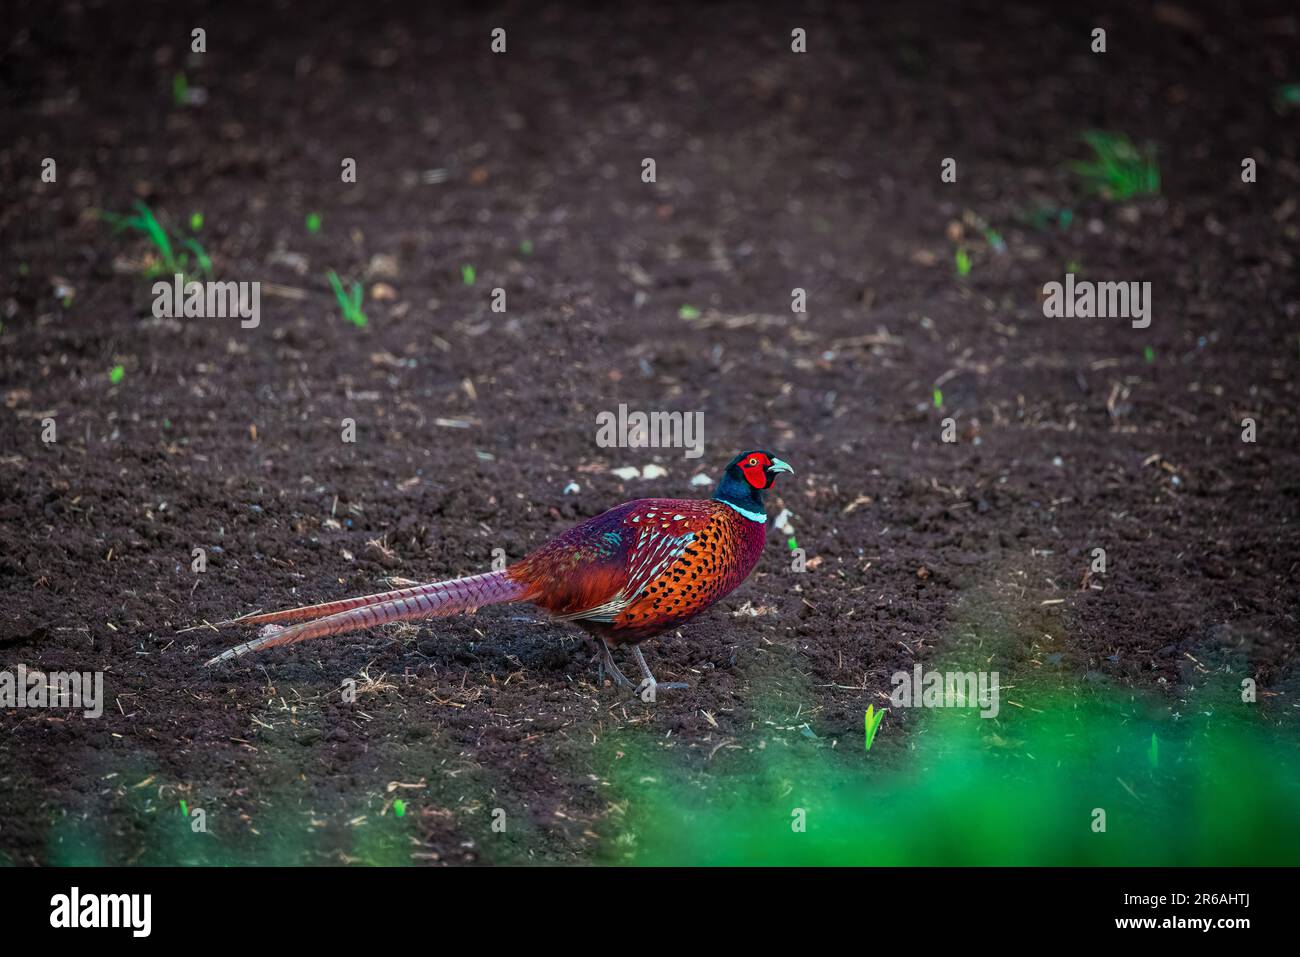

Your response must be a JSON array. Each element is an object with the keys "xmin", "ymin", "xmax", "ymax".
[{"xmin": 1, "ymin": 0, "xmax": 1297, "ymax": 865}]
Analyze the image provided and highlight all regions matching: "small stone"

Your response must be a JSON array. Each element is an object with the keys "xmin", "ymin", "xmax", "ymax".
[
  {"xmin": 772, "ymin": 508, "xmax": 795, "ymax": 535},
  {"xmin": 367, "ymin": 254, "xmax": 400, "ymax": 279}
]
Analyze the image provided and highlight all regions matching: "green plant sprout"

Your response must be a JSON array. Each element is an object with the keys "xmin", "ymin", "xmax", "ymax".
[
  {"xmin": 786, "ymin": 536, "xmax": 798, "ymax": 551},
  {"xmin": 1276, "ymin": 84, "xmax": 1300, "ymax": 112},
  {"xmin": 1024, "ymin": 206, "xmax": 1074, "ymax": 231},
  {"xmin": 393, "ymin": 800, "xmax": 406, "ymax": 818},
  {"xmin": 327, "ymin": 270, "xmax": 368, "ymax": 327},
  {"xmin": 678, "ymin": 304, "xmax": 701, "ymax": 320},
  {"xmin": 305, "ymin": 212, "xmax": 322, "ymax": 233},
  {"xmin": 461, "ymin": 264, "xmax": 476, "ymax": 285},
  {"xmin": 1144, "ymin": 346, "xmax": 1155, "ymax": 364},
  {"xmin": 1071, "ymin": 131, "xmax": 1160, "ymax": 200},
  {"xmin": 1148, "ymin": 733, "xmax": 1160, "ymax": 768},
  {"xmin": 933, "ymin": 387, "xmax": 944, "ymax": 408},
  {"xmin": 172, "ymin": 73, "xmax": 189, "ymax": 107},
  {"xmin": 864, "ymin": 704, "xmax": 886, "ymax": 751},
  {"xmin": 109, "ymin": 365, "xmax": 125, "ymax": 385},
  {"xmin": 190, "ymin": 211, "xmax": 204, "ymax": 231},
  {"xmin": 101, "ymin": 202, "xmax": 211, "ymax": 281},
  {"xmin": 179, "ymin": 800, "xmax": 189, "ymax": 817},
  {"xmin": 519, "ymin": 239, "xmax": 534, "ymax": 256},
  {"xmin": 955, "ymin": 248, "xmax": 972, "ymax": 276}
]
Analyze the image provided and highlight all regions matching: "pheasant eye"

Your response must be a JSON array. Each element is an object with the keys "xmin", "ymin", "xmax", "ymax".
[{"xmin": 747, "ymin": 458, "xmax": 758, "ymax": 467}]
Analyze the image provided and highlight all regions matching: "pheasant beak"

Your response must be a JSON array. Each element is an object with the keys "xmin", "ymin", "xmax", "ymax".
[{"xmin": 767, "ymin": 458, "xmax": 794, "ymax": 477}]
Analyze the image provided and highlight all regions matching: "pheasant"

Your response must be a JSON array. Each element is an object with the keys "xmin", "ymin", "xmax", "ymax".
[{"xmin": 204, "ymin": 450, "xmax": 793, "ymax": 694}]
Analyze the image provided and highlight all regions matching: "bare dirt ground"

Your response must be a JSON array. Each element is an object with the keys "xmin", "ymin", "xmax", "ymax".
[{"xmin": 1, "ymin": 0, "xmax": 1297, "ymax": 864}]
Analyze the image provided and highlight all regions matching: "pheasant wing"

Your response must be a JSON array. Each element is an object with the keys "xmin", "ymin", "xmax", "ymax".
[{"xmin": 512, "ymin": 499, "xmax": 719, "ymax": 622}]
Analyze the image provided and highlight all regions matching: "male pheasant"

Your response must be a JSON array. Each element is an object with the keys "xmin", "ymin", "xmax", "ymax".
[{"xmin": 204, "ymin": 450, "xmax": 793, "ymax": 694}]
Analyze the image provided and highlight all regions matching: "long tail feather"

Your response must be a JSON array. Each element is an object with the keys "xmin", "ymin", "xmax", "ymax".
[
  {"xmin": 215, "ymin": 580, "xmax": 452, "ymax": 628},
  {"xmin": 204, "ymin": 571, "xmax": 532, "ymax": 666}
]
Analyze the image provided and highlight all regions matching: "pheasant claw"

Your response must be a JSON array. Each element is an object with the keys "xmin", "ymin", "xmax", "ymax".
[
  {"xmin": 596, "ymin": 642, "xmax": 635, "ymax": 690},
  {"xmin": 631, "ymin": 646, "xmax": 688, "ymax": 701}
]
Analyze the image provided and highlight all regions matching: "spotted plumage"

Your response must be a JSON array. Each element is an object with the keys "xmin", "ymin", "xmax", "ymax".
[
  {"xmin": 611, "ymin": 507, "xmax": 765, "ymax": 639},
  {"xmin": 203, "ymin": 450, "xmax": 793, "ymax": 695}
]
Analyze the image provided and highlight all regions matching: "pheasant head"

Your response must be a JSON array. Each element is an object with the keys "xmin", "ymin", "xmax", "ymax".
[{"xmin": 712, "ymin": 449, "xmax": 793, "ymax": 522}]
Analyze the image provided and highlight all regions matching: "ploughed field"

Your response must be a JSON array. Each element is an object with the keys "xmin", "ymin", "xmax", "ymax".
[{"xmin": 0, "ymin": 0, "xmax": 1297, "ymax": 864}]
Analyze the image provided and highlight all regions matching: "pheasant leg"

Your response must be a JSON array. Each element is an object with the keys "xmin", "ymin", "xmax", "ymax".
[
  {"xmin": 632, "ymin": 645, "xmax": 688, "ymax": 697},
  {"xmin": 596, "ymin": 641, "xmax": 635, "ymax": 689}
]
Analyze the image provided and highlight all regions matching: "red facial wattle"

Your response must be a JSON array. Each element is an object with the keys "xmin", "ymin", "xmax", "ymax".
[{"xmin": 738, "ymin": 453, "xmax": 772, "ymax": 488}]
